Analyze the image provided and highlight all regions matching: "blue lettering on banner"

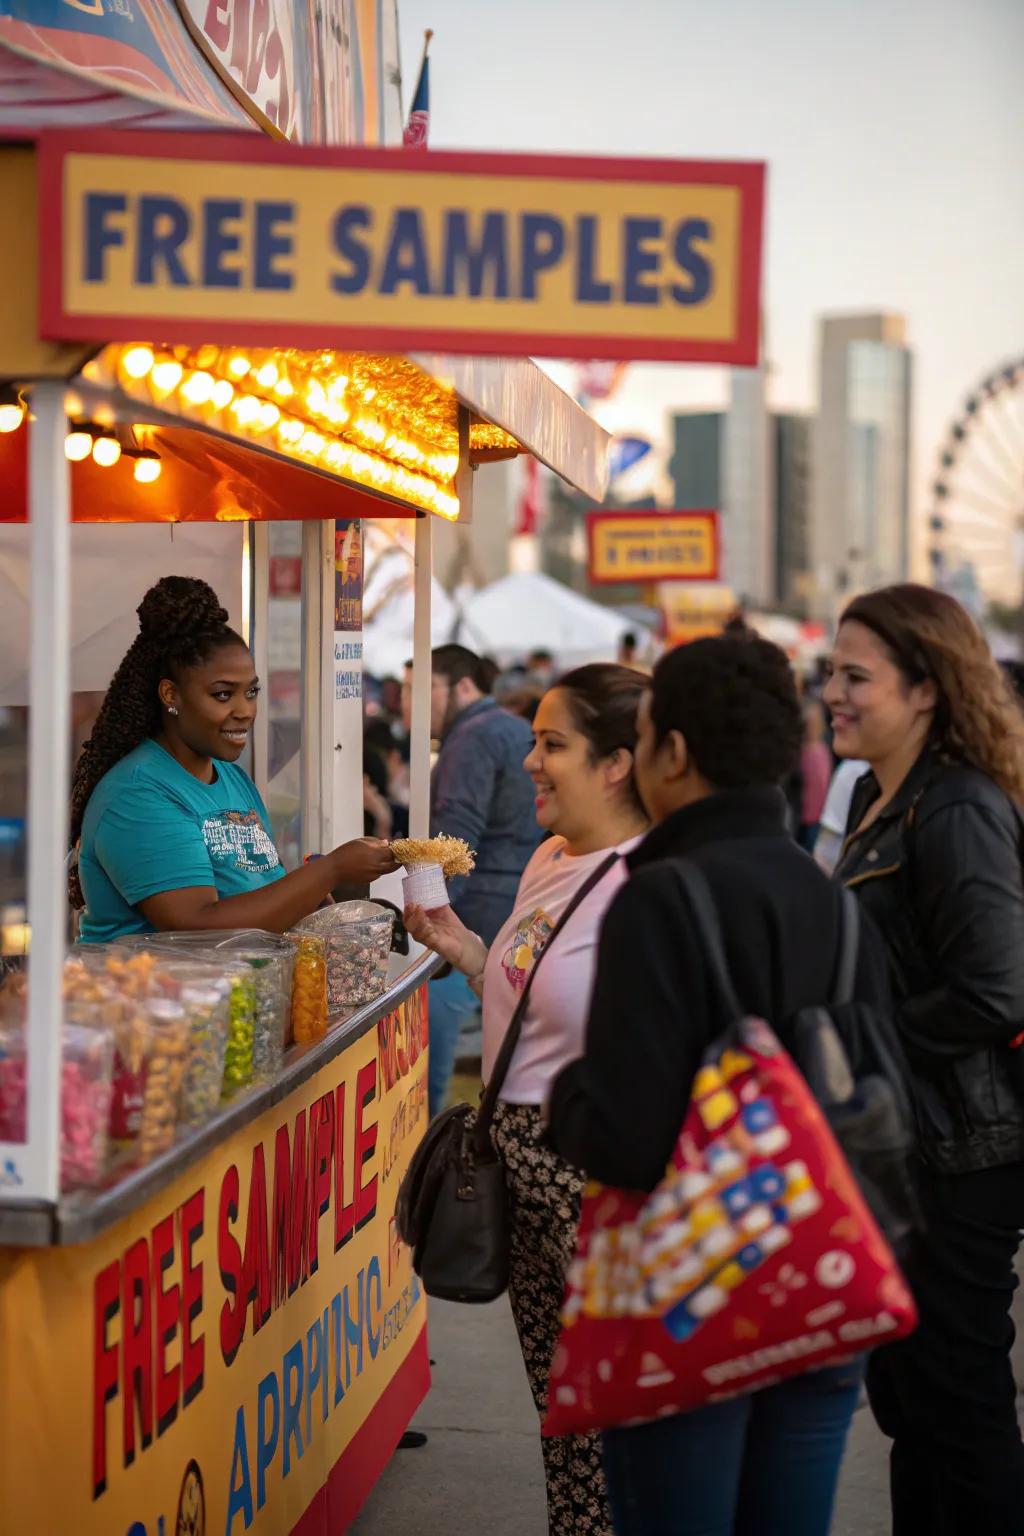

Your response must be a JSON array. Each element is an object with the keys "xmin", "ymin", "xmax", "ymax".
[
  {"xmin": 520, "ymin": 212, "xmax": 565, "ymax": 300},
  {"xmin": 334, "ymin": 640, "xmax": 363, "ymax": 663},
  {"xmin": 379, "ymin": 208, "xmax": 431, "ymax": 296},
  {"xmin": 672, "ymin": 218, "xmax": 713, "ymax": 305},
  {"xmin": 576, "ymin": 214, "xmax": 613, "ymax": 304},
  {"xmin": 253, "ymin": 203, "xmax": 295, "ymax": 291},
  {"xmin": 136, "ymin": 196, "xmax": 191, "ymax": 286},
  {"xmin": 331, "ymin": 206, "xmax": 372, "ymax": 294},
  {"xmin": 202, "ymin": 200, "xmax": 243, "ymax": 289},
  {"xmin": 226, "ymin": 1259, "xmax": 420, "ymax": 1533},
  {"xmin": 442, "ymin": 210, "xmax": 510, "ymax": 299},
  {"xmin": 83, "ymin": 192, "xmax": 127, "ymax": 283},
  {"xmin": 623, "ymin": 217, "xmax": 662, "ymax": 305}
]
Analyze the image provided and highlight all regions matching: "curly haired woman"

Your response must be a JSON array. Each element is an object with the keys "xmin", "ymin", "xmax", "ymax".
[
  {"xmin": 72, "ymin": 575, "xmax": 395, "ymax": 941},
  {"xmin": 826, "ymin": 584, "xmax": 1024, "ymax": 1536}
]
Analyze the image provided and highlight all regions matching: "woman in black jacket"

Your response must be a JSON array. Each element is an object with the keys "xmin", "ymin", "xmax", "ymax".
[
  {"xmin": 548, "ymin": 632, "xmax": 891, "ymax": 1536},
  {"xmin": 826, "ymin": 583, "xmax": 1024, "ymax": 1536}
]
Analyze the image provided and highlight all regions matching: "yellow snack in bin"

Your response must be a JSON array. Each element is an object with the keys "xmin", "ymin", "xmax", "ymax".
[{"xmin": 288, "ymin": 933, "xmax": 329, "ymax": 1044}]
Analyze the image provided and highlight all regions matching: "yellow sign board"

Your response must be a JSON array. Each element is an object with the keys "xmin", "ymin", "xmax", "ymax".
[
  {"xmin": 588, "ymin": 511, "xmax": 720, "ymax": 583},
  {"xmin": 39, "ymin": 132, "xmax": 764, "ymax": 363},
  {"xmin": 0, "ymin": 990, "xmax": 429, "ymax": 1536}
]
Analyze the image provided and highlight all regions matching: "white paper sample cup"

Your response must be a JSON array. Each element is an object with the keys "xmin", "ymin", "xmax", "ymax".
[{"xmin": 402, "ymin": 862, "xmax": 449, "ymax": 910}]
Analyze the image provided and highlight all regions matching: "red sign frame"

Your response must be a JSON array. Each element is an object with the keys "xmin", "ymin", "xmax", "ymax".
[
  {"xmin": 587, "ymin": 510, "xmax": 721, "ymax": 585},
  {"xmin": 37, "ymin": 131, "xmax": 765, "ymax": 365}
]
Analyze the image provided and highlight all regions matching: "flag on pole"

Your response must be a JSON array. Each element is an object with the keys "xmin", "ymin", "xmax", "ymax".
[{"xmin": 403, "ymin": 30, "xmax": 432, "ymax": 147}]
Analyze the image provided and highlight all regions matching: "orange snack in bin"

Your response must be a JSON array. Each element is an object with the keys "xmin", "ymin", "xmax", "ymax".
[{"xmin": 289, "ymin": 934, "xmax": 329, "ymax": 1043}]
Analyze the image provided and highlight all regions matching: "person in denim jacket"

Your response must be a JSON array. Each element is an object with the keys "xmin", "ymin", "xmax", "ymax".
[{"xmin": 427, "ymin": 644, "xmax": 541, "ymax": 1114}]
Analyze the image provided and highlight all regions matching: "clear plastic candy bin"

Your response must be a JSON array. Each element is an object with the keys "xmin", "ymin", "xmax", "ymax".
[
  {"xmin": 296, "ymin": 902, "xmax": 395, "ymax": 1012},
  {"xmin": 0, "ymin": 1020, "xmax": 115, "ymax": 1190}
]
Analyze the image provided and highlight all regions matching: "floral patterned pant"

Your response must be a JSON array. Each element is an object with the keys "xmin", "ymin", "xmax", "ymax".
[{"xmin": 492, "ymin": 1102, "xmax": 612, "ymax": 1536}]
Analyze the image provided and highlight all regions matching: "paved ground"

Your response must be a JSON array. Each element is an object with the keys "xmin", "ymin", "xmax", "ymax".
[{"xmin": 354, "ymin": 1286, "xmax": 1024, "ymax": 1536}]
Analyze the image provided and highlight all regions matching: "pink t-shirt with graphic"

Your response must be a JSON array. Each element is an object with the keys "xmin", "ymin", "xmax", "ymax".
[{"xmin": 482, "ymin": 834, "xmax": 640, "ymax": 1104}]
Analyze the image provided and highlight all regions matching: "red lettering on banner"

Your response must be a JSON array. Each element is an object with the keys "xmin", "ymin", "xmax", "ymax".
[
  {"xmin": 181, "ymin": 1190, "xmax": 205, "ymax": 1407},
  {"xmin": 242, "ymin": 1144, "xmax": 272, "ymax": 1338},
  {"xmin": 308, "ymin": 1092, "xmax": 334, "ymax": 1275},
  {"xmin": 334, "ymin": 1078, "xmax": 356, "ymax": 1251},
  {"xmin": 152, "ymin": 1214, "xmax": 180, "ymax": 1437},
  {"xmin": 272, "ymin": 1110, "xmax": 309, "ymax": 1304},
  {"xmin": 92, "ymin": 1259, "xmax": 120, "ymax": 1499},
  {"xmin": 219, "ymin": 1163, "xmax": 245, "ymax": 1366},
  {"xmin": 121, "ymin": 1238, "xmax": 153, "ymax": 1467},
  {"xmin": 355, "ymin": 1060, "xmax": 379, "ymax": 1231}
]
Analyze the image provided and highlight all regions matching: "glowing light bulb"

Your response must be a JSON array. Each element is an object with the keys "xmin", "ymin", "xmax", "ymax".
[
  {"xmin": 64, "ymin": 430, "xmax": 92, "ymax": 462},
  {"xmin": 0, "ymin": 403, "xmax": 24, "ymax": 433},
  {"xmin": 151, "ymin": 360, "xmax": 183, "ymax": 393},
  {"xmin": 277, "ymin": 418, "xmax": 303, "ymax": 446},
  {"xmin": 306, "ymin": 382, "xmax": 327, "ymax": 415},
  {"xmin": 181, "ymin": 370, "xmax": 214, "ymax": 406},
  {"xmin": 133, "ymin": 453, "xmax": 161, "ymax": 484},
  {"xmin": 227, "ymin": 353, "xmax": 251, "ymax": 379},
  {"xmin": 91, "ymin": 435, "xmax": 121, "ymax": 468},
  {"xmin": 212, "ymin": 379, "xmax": 235, "ymax": 410},
  {"xmin": 257, "ymin": 401, "xmax": 280, "ymax": 430},
  {"xmin": 273, "ymin": 375, "xmax": 294, "ymax": 401},
  {"xmin": 298, "ymin": 430, "xmax": 324, "ymax": 457},
  {"xmin": 256, "ymin": 361, "xmax": 279, "ymax": 390},
  {"xmin": 232, "ymin": 395, "xmax": 261, "ymax": 428},
  {"xmin": 121, "ymin": 345, "xmax": 154, "ymax": 380}
]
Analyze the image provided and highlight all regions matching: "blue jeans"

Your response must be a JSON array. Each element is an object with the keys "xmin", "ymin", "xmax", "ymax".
[
  {"xmin": 427, "ymin": 970, "xmax": 480, "ymax": 1118},
  {"xmin": 602, "ymin": 1362, "xmax": 863, "ymax": 1536}
]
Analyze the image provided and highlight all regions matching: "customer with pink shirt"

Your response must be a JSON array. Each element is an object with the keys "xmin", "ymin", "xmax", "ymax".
[{"xmin": 405, "ymin": 664, "xmax": 649, "ymax": 1536}]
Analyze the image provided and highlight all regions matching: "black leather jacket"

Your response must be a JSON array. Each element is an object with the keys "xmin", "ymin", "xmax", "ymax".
[{"xmin": 835, "ymin": 747, "xmax": 1024, "ymax": 1174}]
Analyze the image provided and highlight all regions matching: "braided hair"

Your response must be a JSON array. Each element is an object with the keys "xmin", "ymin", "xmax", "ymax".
[{"xmin": 69, "ymin": 576, "xmax": 244, "ymax": 908}]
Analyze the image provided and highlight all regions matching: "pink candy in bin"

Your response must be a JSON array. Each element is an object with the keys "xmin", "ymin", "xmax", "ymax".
[{"xmin": 0, "ymin": 1023, "xmax": 114, "ymax": 1190}]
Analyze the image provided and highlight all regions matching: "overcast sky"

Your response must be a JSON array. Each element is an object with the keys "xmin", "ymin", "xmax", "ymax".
[{"xmin": 398, "ymin": 0, "xmax": 1024, "ymax": 547}]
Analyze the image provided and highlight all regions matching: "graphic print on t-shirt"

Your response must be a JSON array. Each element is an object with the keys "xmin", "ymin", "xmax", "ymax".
[
  {"xmin": 201, "ymin": 809, "xmax": 281, "ymax": 874},
  {"xmin": 502, "ymin": 907, "xmax": 555, "ymax": 990}
]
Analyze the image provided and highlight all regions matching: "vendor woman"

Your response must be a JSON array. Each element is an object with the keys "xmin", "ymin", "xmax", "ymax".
[{"xmin": 71, "ymin": 575, "xmax": 396, "ymax": 942}]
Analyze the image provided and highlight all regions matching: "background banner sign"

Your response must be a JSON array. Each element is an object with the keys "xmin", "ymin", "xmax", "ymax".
[
  {"xmin": 38, "ymin": 132, "xmax": 765, "ymax": 364},
  {"xmin": 588, "ymin": 511, "xmax": 720, "ymax": 583},
  {"xmin": 0, "ymin": 991, "xmax": 430, "ymax": 1536},
  {"xmin": 0, "ymin": 0, "xmax": 251, "ymax": 126}
]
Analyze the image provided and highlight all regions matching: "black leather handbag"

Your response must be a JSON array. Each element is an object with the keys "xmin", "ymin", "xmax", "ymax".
[{"xmin": 396, "ymin": 852, "xmax": 619, "ymax": 1303}]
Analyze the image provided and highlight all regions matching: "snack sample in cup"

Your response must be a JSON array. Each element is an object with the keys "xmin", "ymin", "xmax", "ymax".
[
  {"xmin": 401, "ymin": 862, "xmax": 449, "ymax": 911},
  {"xmin": 391, "ymin": 835, "xmax": 475, "ymax": 882}
]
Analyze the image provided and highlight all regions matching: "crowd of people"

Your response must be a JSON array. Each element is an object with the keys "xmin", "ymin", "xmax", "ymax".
[{"xmin": 399, "ymin": 585, "xmax": 1024, "ymax": 1536}]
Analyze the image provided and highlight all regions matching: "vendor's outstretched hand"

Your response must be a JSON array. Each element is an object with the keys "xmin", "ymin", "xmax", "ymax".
[
  {"xmin": 404, "ymin": 902, "xmax": 485, "ymax": 977},
  {"xmin": 331, "ymin": 837, "xmax": 399, "ymax": 885}
]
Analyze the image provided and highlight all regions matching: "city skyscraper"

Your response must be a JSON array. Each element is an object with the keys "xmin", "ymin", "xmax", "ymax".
[{"xmin": 811, "ymin": 314, "xmax": 913, "ymax": 623}]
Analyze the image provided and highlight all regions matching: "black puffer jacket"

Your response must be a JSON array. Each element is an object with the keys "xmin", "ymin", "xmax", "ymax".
[{"xmin": 835, "ymin": 746, "xmax": 1024, "ymax": 1174}]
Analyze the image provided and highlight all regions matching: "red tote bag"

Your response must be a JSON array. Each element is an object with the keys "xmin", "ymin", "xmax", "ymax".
[{"xmin": 544, "ymin": 869, "xmax": 917, "ymax": 1439}]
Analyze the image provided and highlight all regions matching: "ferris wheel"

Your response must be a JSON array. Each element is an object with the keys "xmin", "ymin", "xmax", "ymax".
[{"xmin": 928, "ymin": 356, "xmax": 1024, "ymax": 609}]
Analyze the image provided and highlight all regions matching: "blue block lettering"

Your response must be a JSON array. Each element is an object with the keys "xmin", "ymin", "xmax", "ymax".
[
  {"xmin": 672, "ymin": 218, "xmax": 712, "ymax": 305},
  {"xmin": 255, "ymin": 1371, "xmax": 280, "ymax": 1512},
  {"xmin": 226, "ymin": 1406, "xmax": 254, "ymax": 1533},
  {"xmin": 202, "ymin": 199, "xmax": 243, "ymax": 288},
  {"xmin": 254, "ymin": 202, "xmax": 294, "ymax": 291},
  {"xmin": 305, "ymin": 1312, "xmax": 329, "ymax": 1443},
  {"xmin": 380, "ymin": 208, "xmax": 431, "ymax": 295},
  {"xmin": 576, "ymin": 215, "xmax": 613, "ymax": 304},
  {"xmin": 331, "ymin": 1291, "xmax": 345, "ymax": 1405},
  {"xmin": 367, "ymin": 1255, "xmax": 382, "ymax": 1361},
  {"xmin": 135, "ymin": 196, "xmax": 190, "ymax": 286},
  {"xmin": 332, "ymin": 206, "xmax": 372, "ymax": 295},
  {"xmin": 343, "ymin": 1269, "xmax": 365, "ymax": 1389},
  {"xmin": 83, "ymin": 193, "xmax": 127, "ymax": 283},
  {"xmin": 520, "ymin": 213, "xmax": 565, "ymax": 299},
  {"xmin": 443, "ymin": 210, "xmax": 509, "ymax": 298},
  {"xmin": 282, "ymin": 1340, "xmax": 304, "ymax": 1477},
  {"xmin": 624, "ymin": 216, "xmax": 662, "ymax": 305}
]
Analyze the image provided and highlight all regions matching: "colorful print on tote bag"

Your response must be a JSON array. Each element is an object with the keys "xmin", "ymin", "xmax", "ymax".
[{"xmin": 544, "ymin": 1016, "xmax": 917, "ymax": 1437}]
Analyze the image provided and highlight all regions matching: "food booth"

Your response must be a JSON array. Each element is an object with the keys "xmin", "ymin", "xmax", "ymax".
[
  {"xmin": 0, "ymin": 11, "xmax": 763, "ymax": 1533},
  {"xmin": 0, "ymin": 47, "xmax": 615, "ymax": 1536}
]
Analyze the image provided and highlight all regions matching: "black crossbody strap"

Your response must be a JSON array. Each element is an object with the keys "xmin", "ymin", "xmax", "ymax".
[
  {"xmin": 475, "ymin": 850, "xmax": 620, "ymax": 1147},
  {"xmin": 670, "ymin": 861, "xmax": 743, "ymax": 1025}
]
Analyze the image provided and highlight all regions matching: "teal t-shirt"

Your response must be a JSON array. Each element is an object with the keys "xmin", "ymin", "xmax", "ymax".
[{"xmin": 78, "ymin": 738, "xmax": 286, "ymax": 944}]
